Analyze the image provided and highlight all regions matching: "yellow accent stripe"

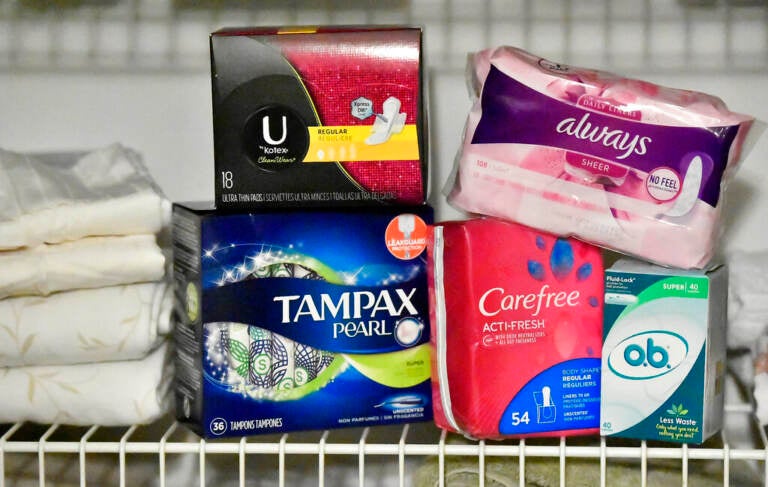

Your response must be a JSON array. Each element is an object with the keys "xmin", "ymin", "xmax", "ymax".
[
  {"xmin": 305, "ymin": 125, "xmax": 420, "ymax": 162},
  {"xmin": 277, "ymin": 26, "xmax": 318, "ymax": 34}
]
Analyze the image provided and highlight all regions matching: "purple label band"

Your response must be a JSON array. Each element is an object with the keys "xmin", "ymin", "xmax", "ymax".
[{"xmin": 471, "ymin": 65, "xmax": 739, "ymax": 207}]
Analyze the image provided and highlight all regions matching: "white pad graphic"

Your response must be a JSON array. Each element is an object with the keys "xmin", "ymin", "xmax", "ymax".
[
  {"xmin": 365, "ymin": 97, "xmax": 406, "ymax": 145},
  {"xmin": 664, "ymin": 156, "xmax": 703, "ymax": 218}
]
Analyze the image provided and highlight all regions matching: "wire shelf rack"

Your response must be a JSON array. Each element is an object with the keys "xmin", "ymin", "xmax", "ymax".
[
  {"xmin": 0, "ymin": 403, "xmax": 765, "ymax": 486},
  {"xmin": 1, "ymin": 0, "xmax": 768, "ymax": 74}
]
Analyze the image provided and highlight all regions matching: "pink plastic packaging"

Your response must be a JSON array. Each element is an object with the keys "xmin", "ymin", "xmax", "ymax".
[{"xmin": 447, "ymin": 46, "xmax": 756, "ymax": 269}]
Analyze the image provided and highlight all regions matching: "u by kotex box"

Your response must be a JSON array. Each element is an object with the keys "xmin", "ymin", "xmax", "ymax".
[
  {"xmin": 172, "ymin": 202, "xmax": 433, "ymax": 438},
  {"xmin": 210, "ymin": 26, "xmax": 427, "ymax": 208}
]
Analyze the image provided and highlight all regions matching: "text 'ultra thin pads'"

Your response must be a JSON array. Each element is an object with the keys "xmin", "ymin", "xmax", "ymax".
[
  {"xmin": 447, "ymin": 46, "xmax": 755, "ymax": 269},
  {"xmin": 428, "ymin": 218, "xmax": 603, "ymax": 439}
]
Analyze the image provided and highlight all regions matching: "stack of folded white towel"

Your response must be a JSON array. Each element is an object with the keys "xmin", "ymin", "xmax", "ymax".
[{"xmin": 0, "ymin": 144, "xmax": 173, "ymax": 426}]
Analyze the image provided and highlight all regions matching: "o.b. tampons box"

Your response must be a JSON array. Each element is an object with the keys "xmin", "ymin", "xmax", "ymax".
[{"xmin": 600, "ymin": 259, "xmax": 727, "ymax": 444}]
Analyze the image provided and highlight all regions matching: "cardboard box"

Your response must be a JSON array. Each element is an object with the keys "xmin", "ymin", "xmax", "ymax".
[
  {"xmin": 210, "ymin": 26, "xmax": 427, "ymax": 208},
  {"xmin": 600, "ymin": 259, "xmax": 727, "ymax": 444},
  {"xmin": 172, "ymin": 202, "xmax": 433, "ymax": 438}
]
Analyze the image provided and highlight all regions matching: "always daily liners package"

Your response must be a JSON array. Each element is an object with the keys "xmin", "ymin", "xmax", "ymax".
[
  {"xmin": 172, "ymin": 203, "xmax": 433, "ymax": 438},
  {"xmin": 447, "ymin": 46, "xmax": 756, "ymax": 269},
  {"xmin": 427, "ymin": 217, "xmax": 603, "ymax": 439},
  {"xmin": 211, "ymin": 26, "xmax": 427, "ymax": 208}
]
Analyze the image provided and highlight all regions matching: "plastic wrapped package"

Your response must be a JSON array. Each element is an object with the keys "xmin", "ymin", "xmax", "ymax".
[
  {"xmin": 427, "ymin": 217, "xmax": 604, "ymax": 439},
  {"xmin": 446, "ymin": 46, "xmax": 758, "ymax": 269}
]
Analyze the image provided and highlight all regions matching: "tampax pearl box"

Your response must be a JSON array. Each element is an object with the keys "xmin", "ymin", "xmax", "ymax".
[
  {"xmin": 172, "ymin": 202, "xmax": 433, "ymax": 438},
  {"xmin": 210, "ymin": 26, "xmax": 427, "ymax": 208}
]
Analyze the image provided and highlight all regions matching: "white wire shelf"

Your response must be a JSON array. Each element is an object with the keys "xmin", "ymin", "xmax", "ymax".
[
  {"xmin": 1, "ymin": 0, "xmax": 768, "ymax": 74},
  {"xmin": 0, "ymin": 403, "xmax": 765, "ymax": 486}
]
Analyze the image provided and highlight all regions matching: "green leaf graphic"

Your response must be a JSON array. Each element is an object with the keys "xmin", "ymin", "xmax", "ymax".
[
  {"xmin": 228, "ymin": 339, "xmax": 249, "ymax": 363},
  {"xmin": 667, "ymin": 404, "xmax": 689, "ymax": 416},
  {"xmin": 235, "ymin": 363, "xmax": 249, "ymax": 378}
]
